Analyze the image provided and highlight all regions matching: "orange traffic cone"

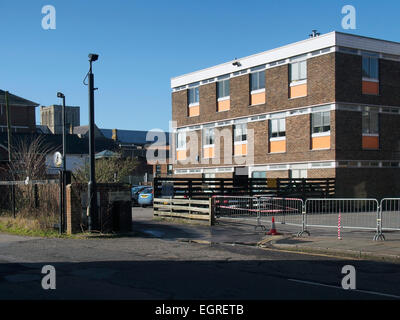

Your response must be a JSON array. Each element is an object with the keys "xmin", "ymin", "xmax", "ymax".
[{"xmin": 267, "ymin": 216, "xmax": 280, "ymax": 235}]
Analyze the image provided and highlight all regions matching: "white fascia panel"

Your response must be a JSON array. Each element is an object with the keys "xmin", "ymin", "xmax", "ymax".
[{"xmin": 171, "ymin": 32, "xmax": 336, "ymax": 88}]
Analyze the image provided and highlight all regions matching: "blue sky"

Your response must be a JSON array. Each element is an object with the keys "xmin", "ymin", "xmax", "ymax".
[{"xmin": 0, "ymin": 0, "xmax": 399, "ymax": 131}]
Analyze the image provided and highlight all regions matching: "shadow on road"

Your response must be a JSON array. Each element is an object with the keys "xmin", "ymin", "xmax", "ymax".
[{"xmin": 1, "ymin": 257, "xmax": 400, "ymax": 300}]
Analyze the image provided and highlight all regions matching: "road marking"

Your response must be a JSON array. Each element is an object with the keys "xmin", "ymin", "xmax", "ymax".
[
  {"xmin": 258, "ymin": 246, "xmax": 357, "ymax": 260},
  {"xmin": 287, "ymin": 278, "xmax": 400, "ymax": 299}
]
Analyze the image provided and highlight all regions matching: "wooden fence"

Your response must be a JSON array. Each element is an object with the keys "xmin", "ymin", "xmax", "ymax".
[
  {"xmin": 153, "ymin": 198, "xmax": 213, "ymax": 225},
  {"xmin": 153, "ymin": 177, "xmax": 335, "ymax": 200}
]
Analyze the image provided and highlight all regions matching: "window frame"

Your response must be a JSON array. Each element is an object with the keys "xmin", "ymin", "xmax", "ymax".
[
  {"xmin": 234, "ymin": 123, "xmax": 247, "ymax": 144},
  {"xmin": 362, "ymin": 56, "xmax": 379, "ymax": 80},
  {"xmin": 176, "ymin": 131, "xmax": 187, "ymax": 150},
  {"xmin": 289, "ymin": 60, "xmax": 307, "ymax": 83},
  {"xmin": 269, "ymin": 118, "xmax": 286, "ymax": 139},
  {"xmin": 188, "ymin": 86, "xmax": 200, "ymax": 106},
  {"xmin": 167, "ymin": 164, "xmax": 173, "ymax": 175},
  {"xmin": 217, "ymin": 78, "xmax": 230, "ymax": 100},
  {"xmin": 362, "ymin": 111, "xmax": 379, "ymax": 135},
  {"xmin": 203, "ymin": 127, "xmax": 215, "ymax": 147},
  {"xmin": 311, "ymin": 111, "xmax": 331, "ymax": 135},
  {"xmin": 250, "ymin": 70, "xmax": 266, "ymax": 92}
]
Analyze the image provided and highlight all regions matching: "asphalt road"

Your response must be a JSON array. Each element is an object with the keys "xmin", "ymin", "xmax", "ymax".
[{"xmin": 0, "ymin": 208, "xmax": 399, "ymax": 300}]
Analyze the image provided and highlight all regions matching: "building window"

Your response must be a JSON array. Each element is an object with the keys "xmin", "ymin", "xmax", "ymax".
[
  {"xmin": 187, "ymin": 83, "xmax": 200, "ymax": 117},
  {"xmin": 362, "ymin": 111, "xmax": 379, "ymax": 134},
  {"xmin": 234, "ymin": 123, "xmax": 247, "ymax": 143},
  {"xmin": 203, "ymin": 173, "xmax": 216, "ymax": 179},
  {"xmin": 167, "ymin": 164, "xmax": 173, "ymax": 175},
  {"xmin": 250, "ymin": 70, "xmax": 265, "ymax": 91},
  {"xmin": 155, "ymin": 165, "xmax": 161, "ymax": 176},
  {"xmin": 290, "ymin": 60, "xmax": 307, "ymax": 83},
  {"xmin": 312, "ymin": 111, "xmax": 330, "ymax": 134},
  {"xmin": 217, "ymin": 77, "xmax": 230, "ymax": 99},
  {"xmin": 188, "ymin": 86, "xmax": 199, "ymax": 105},
  {"xmin": 362, "ymin": 56, "xmax": 379, "ymax": 95},
  {"xmin": 203, "ymin": 127, "xmax": 215, "ymax": 146},
  {"xmin": 270, "ymin": 118, "xmax": 286, "ymax": 138},
  {"xmin": 362, "ymin": 56, "xmax": 379, "ymax": 80},
  {"xmin": 177, "ymin": 131, "xmax": 186, "ymax": 149}
]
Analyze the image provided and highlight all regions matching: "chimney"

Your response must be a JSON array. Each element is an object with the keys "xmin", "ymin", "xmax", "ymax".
[{"xmin": 112, "ymin": 128, "xmax": 118, "ymax": 141}]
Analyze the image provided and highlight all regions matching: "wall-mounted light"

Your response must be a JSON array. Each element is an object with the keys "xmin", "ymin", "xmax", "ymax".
[{"xmin": 232, "ymin": 60, "xmax": 241, "ymax": 67}]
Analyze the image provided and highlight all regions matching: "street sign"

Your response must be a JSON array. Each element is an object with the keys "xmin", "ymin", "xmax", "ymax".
[{"xmin": 53, "ymin": 152, "xmax": 63, "ymax": 168}]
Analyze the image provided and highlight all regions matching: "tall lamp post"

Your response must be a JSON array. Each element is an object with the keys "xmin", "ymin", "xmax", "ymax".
[
  {"xmin": 87, "ymin": 53, "xmax": 99, "ymax": 232},
  {"xmin": 56, "ymin": 92, "xmax": 67, "ymax": 173},
  {"xmin": 57, "ymin": 92, "xmax": 66, "ymax": 233}
]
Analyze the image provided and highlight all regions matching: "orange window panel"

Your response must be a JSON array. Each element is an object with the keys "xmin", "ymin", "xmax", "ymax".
[
  {"xmin": 312, "ymin": 135, "xmax": 330, "ymax": 150},
  {"xmin": 176, "ymin": 150, "xmax": 186, "ymax": 161},
  {"xmin": 234, "ymin": 143, "xmax": 247, "ymax": 156},
  {"xmin": 362, "ymin": 81, "xmax": 379, "ymax": 95},
  {"xmin": 188, "ymin": 105, "xmax": 200, "ymax": 117},
  {"xmin": 362, "ymin": 135, "xmax": 379, "ymax": 149},
  {"xmin": 203, "ymin": 146, "xmax": 214, "ymax": 159},
  {"xmin": 269, "ymin": 140, "xmax": 286, "ymax": 153},
  {"xmin": 217, "ymin": 99, "xmax": 230, "ymax": 112},
  {"xmin": 290, "ymin": 83, "xmax": 307, "ymax": 98},
  {"xmin": 251, "ymin": 92, "xmax": 266, "ymax": 105}
]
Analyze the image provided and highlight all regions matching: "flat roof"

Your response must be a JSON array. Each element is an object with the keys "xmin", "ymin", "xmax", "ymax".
[{"xmin": 171, "ymin": 31, "xmax": 400, "ymax": 89}]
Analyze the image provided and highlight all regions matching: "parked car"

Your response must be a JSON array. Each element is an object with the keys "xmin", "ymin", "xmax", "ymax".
[
  {"xmin": 137, "ymin": 187, "xmax": 154, "ymax": 207},
  {"xmin": 131, "ymin": 186, "xmax": 148, "ymax": 206}
]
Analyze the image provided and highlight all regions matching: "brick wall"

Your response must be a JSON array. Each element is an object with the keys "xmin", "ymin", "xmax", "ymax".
[
  {"xmin": 65, "ymin": 183, "xmax": 132, "ymax": 234},
  {"xmin": 335, "ymin": 52, "xmax": 400, "ymax": 106},
  {"xmin": 172, "ymin": 53, "xmax": 336, "ymax": 129}
]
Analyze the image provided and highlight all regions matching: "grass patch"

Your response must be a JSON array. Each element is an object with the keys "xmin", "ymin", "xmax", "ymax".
[{"xmin": 0, "ymin": 215, "xmax": 73, "ymax": 238}]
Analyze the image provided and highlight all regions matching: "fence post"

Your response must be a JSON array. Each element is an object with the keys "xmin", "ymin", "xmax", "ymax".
[
  {"xmin": 374, "ymin": 200, "xmax": 385, "ymax": 241},
  {"xmin": 277, "ymin": 178, "xmax": 281, "ymax": 197},
  {"xmin": 34, "ymin": 184, "xmax": 39, "ymax": 208},
  {"xmin": 188, "ymin": 180, "xmax": 193, "ymax": 199},
  {"xmin": 254, "ymin": 196, "xmax": 265, "ymax": 231},
  {"xmin": 325, "ymin": 179, "xmax": 329, "ymax": 197},
  {"xmin": 209, "ymin": 197, "xmax": 214, "ymax": 226},
  {"xmin": 297, "ymin": 200, "xmax": 310, "ymax": 237}
]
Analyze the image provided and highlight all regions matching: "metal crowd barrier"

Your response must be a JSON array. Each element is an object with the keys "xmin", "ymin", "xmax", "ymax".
[
  {"xmin": 304, "ymin": 198, "xmax": 382, "ymax": 240},
  {"xmin": 380, "ymin": 198, "xmax": 400, "ymax": 236},
  {"xmin": 258, "ymin": 196, "xmax": 304, "ymax": 228},
  {"xmin": 213, "ymin": 196, "xmax": 305, "ymax": 233},
  {"xmin": 213, "ymin": 196, "xmax": 400, "ymax": 240}
]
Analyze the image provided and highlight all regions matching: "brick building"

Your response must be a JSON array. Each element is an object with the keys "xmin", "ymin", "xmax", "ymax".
[
  {"xmin": 170, "ymin": 31, "xmax": 400, "ymax": 198},
  {"xmin": 40, "ymin": 104, "xmax": 80, "ymax": 134},
  {"xmin": 0, "ymin": 90, "xmax": 38, "ymax": 133}
]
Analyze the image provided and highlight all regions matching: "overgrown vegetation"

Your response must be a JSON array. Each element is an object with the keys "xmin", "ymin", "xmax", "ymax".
[
  {"xmin": 73, "ymin": 154, "xmax": 140, "ymax": 183},
  {"xmin": 0, "ymin": 136, "xmax": 59, "ymax": 236}
]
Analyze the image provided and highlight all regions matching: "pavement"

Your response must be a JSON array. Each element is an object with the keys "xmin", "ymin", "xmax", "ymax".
[{"xmin": 132, "ymin": 207, "xmax": 400, "ymax": 263}]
